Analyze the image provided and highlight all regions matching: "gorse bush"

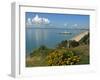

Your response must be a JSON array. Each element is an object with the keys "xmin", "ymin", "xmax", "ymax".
[{"xmin": 46, "ymin": 49, "xmax": 80, "ymax": 66}]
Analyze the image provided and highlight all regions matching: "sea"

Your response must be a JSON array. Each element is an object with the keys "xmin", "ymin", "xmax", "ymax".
[{"xmin": 26, "ymin": 28, "xmax": 88, "ymax": 54}]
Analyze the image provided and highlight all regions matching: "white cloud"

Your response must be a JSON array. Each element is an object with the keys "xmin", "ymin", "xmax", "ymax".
[
  {"xmin": 27, "ymin": 18, "xmax": 32, "ymax": 25},
  {"xmin": 73, "ymin": 24, "xmax": 78, "ymax": 26},
  {"xmin": 32, "ymin": 14, "xmax": 50, "ymax": 25},
  {"xmin": 64, "ymin": 23, "xmax": 68, "ymax": 26}
]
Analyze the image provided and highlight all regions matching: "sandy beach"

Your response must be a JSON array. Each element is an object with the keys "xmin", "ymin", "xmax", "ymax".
[{"xmin": 71, "ymin": 31, "xmax": 89, "ymax": 41}]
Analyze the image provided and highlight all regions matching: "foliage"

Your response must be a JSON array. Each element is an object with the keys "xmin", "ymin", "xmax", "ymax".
[
  {"xmin": 38, "ymin": 45, "xmax": 48, "ymax": 50},
  {"xmin": 26, "ymin": 45, "xmax": 54, "ymax": 67},
  {"xmin": 26, "ymin": 33, "xmax": 90, "ymax": 67},
  {"xmin": 71, "ymin": 45, "xmax": 89, "ymax": 64},
  {"xmin": 57, "ymin": 40, "xmax": 68, "ymax": 48},
  {"xmin": 57, "ymin": 40, "xmax": 79, "ymax": 48},
  {"xmin": 30, "ymin": 45, "xmax": 53, "ymax": 57},
  {"xmin": 79, "ymin": 33, "xmax": 89, "ymax": 45},
  {"xmin": 46, "ymin": 49, "xmax": 80, "ymax": 66},
  {"xmin": 69, "ymin": 40, "xmax": 79, "ymax": 48}
]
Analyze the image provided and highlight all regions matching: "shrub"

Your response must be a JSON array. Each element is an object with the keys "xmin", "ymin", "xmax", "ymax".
[
  {"xmin": 57, "ymin": 40, "xmax": 79, "ymax": 48},
  {"xmin": 69, "ymin": 40, "xmax": 79, "ymax": 48},
  {"xmin": 38, "ymin": 45, "xmax": 48, "ymax": 50},
  {"xmin": 46, "ymin": 49, "xmax": 80, "ymax": 66},
  {"xmin": 30, "ymin": 45, "xmax": 50, "ymax": 57},
  {"xmin": 57, "ymin": 40, "xmax": 68, "ymax": 48},
  {"xmin": 79, "ymin": 33, "xmax": 89, "ymax": 45}
]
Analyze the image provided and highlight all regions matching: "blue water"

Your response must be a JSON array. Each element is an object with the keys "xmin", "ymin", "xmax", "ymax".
[{"xmin": 26, "ymin": 28, "xmax": 87, "ymax": 54}]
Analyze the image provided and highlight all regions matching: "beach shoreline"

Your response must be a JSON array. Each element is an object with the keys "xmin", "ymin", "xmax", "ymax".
[{"xmin": 71, "ymin": 31, "xmax": 89, "ymax": 41}]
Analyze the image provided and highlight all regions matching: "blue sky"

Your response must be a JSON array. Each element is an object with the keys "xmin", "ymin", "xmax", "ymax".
[{"xmin": 26, "ymin": 12, "xmax": 89, "ymax": 29}]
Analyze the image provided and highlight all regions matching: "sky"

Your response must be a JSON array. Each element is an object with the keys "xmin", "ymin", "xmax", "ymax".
[{"xmin": 26, "ymin": 12, "xmax": 89, "ymax": 29}]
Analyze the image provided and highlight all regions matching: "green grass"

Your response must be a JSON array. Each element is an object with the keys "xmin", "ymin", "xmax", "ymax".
[
  {"xmin": 26, "ymin": 44, "xmax": 89, "ymax": 67},
  {"xmin": 71, "ymin": 45, "xmax": 89, "ymax": 64}
]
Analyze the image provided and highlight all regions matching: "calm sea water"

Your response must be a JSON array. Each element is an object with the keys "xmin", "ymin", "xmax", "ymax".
[{"xmin": 26, "ymin": 28, "xmax": 87, "ymax": 54}]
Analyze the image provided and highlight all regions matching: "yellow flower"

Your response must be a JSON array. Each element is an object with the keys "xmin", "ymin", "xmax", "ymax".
[{"xmin": 68, "ymin": 58, "xmax": 71, "ymax": 61}]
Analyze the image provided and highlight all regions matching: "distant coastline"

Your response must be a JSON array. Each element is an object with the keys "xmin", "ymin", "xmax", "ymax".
[
  {"xmin": 71, "ymin": 31, "xmax": 89, "ymax": 41},
  {"xmin": 26, "ymin": 27, "xmax": 89, "ymax": 30}
]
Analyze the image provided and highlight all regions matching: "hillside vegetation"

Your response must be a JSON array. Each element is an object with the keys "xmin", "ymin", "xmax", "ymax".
[{"xmin": 26, "ymin": 33, "xmax": 89, "ymax": 67}]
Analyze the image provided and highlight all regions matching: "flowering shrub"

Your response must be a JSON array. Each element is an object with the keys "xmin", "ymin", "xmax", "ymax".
[{"xmin": 46, "ymin": 49, "xmax": 80, "ymax": 66}]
